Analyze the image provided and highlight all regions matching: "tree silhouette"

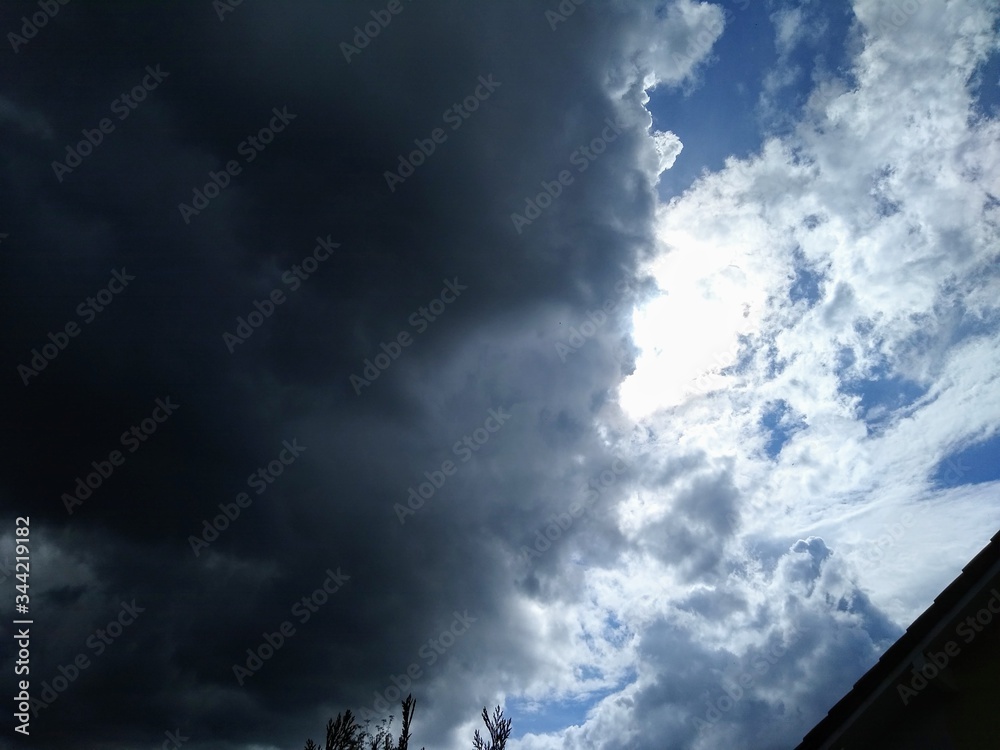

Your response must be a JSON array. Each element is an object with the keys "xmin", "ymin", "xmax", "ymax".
[
  {"xmin": 472, "ymin": 705, "xmax": 512, "ymax": 750},
  {"xmin": 304, "ymin": 694, "xmax": 510, "ymax": 750}
]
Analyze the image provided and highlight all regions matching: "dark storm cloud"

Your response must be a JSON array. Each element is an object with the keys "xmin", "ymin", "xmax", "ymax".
[
  {"xmin": 637, "ymin": 465, "xmax": 740, "ymax": 582},
  {"xmin": 0, "ymin": 1, "xmax": 673, "ymax": 748}
]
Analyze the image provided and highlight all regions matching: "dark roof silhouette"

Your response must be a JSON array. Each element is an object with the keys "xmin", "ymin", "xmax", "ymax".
[{"xmin": 795, "ymin": 527, "xmax": 1000, "ymax": 749}]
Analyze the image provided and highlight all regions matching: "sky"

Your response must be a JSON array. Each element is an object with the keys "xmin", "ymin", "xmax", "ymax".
[{"xmin": 1, "ymin": 1, "xmax": 999, "ymax": 749}]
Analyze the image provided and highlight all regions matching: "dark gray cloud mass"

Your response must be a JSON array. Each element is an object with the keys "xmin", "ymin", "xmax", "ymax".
[{"xmin": 1, "ymin": 2, "xmax": 661, "ymax": 748}]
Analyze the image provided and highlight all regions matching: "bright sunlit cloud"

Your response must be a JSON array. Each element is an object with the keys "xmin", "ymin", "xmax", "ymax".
[{"xmin": 619, "ymin": 234, "xmax": 760, "ymax": 419}]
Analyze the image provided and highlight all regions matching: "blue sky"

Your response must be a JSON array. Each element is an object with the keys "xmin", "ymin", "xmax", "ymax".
[
  {"xmin": 935, "ymin": 433, "xmax": 1000, "ymax": 488},
  {"xmin": 651, "ymin": 0, "xmax": 857, "ymax": 200}
]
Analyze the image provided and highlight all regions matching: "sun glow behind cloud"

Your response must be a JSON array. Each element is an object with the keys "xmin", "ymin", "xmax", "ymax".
[{"xmin": 619, "ymin": 231, "xmax": 762, "ymax": 419}]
